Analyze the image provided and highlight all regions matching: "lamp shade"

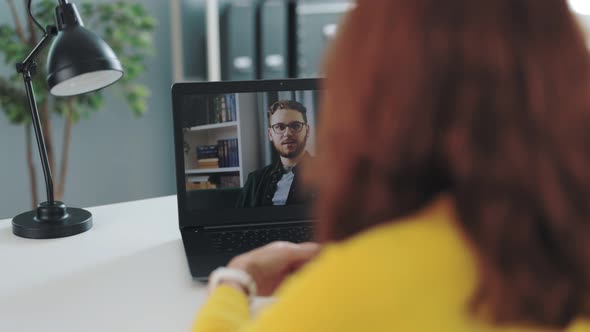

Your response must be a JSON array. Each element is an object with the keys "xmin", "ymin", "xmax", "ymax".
[{"xmin": 46, "ymin": 26, "xmax": 123, "ymax": 97}]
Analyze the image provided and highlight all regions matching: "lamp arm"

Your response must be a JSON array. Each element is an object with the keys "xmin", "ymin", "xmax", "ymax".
[
  {"xmin": 17, "ymin": 26, "xmax": 57, "ymax": 73},
  {"xmin": 16, "ymin": 26, "xmax": 58, "ymax": 204}
]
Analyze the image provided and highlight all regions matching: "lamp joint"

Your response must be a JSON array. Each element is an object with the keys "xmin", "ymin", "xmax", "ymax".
[
  {"xmin": 16, "ymin": 61, "xmax": 37, "ymax": 76},
  {"xmin": 46, "ymin": 25, "xmax": 58, "ymax": 36}
]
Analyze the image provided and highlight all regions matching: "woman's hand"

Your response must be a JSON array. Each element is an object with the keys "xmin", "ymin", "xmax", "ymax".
[{"xmin": 225, "ymin": 241, "xmax": 321, "ymax": 296}]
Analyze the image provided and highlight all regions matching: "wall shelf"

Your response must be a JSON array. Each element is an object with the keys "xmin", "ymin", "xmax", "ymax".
[{"xmin": 186, "ymin": 167, "xmax": 240, "ymax": 175}]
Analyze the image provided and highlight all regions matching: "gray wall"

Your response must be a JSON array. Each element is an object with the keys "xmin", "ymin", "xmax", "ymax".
[{"xmin": 0, "ymin": 1, "xmax": 176, "ymax": 219}]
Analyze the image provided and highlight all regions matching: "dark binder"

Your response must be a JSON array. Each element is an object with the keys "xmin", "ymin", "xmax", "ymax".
[
  {"xmin": 296, "ymin": 1, "xmax": 353, "ymax": 78},
  {"xmin": 220, "ymin": 1, "xmax": 257, "ymax": 81},
  {"xmin": 258, "ymin": 0, "xmax": 289, "ymax": 79}
]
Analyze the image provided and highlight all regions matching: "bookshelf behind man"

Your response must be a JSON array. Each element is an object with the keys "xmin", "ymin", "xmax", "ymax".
[{"xmin": 183, "ymin": 93, "xmax": 260, "ymax": 191}]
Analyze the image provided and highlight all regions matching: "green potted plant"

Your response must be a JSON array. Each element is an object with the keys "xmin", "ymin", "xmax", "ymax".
[{"xmin": 0, "ymin": 0, "xmax": 156, "ymax": 207}]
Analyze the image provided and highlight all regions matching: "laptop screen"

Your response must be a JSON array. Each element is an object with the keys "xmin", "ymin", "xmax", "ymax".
[{"xmin": 172, "ymin": 79, "xmax": 320, "ymax": 224}]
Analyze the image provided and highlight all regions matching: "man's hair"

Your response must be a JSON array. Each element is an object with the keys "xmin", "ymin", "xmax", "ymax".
[
  {"xmin": 267, "ymin": 100, "xmax": 308, "ymax": 125},
  {"xmin": 311, "ymin": 0, "xmax": 590, "ymax": 328}
]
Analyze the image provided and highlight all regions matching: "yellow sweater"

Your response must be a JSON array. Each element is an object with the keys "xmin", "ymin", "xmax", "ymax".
[{"xmin": 192, "ymin": 196, "xmax": 590, "ymax": 332}]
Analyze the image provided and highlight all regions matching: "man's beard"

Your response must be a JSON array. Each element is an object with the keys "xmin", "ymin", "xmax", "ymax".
[{"xmin": 274, "ymin": 136, "xmax": 308, "ymax": 159}]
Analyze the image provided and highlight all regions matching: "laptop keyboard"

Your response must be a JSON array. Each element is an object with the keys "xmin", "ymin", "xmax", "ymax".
[{"xmin": 209, "ymin": 225, "xmax": 314, "ymax": 253}]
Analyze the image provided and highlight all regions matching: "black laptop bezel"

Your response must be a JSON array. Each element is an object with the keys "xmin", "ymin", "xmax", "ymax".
[{"xmin": 171, "ymin": 78, "xmax": 321, "ymax": 229}]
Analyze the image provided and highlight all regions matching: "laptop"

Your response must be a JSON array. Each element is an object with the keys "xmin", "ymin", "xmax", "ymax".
[{"xmin": 171, "ymin": 78, "xmax": 321, "ymax": 280}]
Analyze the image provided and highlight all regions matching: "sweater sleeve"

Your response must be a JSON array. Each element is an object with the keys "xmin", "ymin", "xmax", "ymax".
[
  {"xmin": 190, "ymin": 245, "xmax": 360, "ymax": 332},
  {"xmin": 191, "ymin": 285, "xmax": 251, "ymax": 332}
]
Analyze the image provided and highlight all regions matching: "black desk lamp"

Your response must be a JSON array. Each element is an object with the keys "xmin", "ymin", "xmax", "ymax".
[{"xmin": 12, "ymin": 0, "xmax": 123, "ymax": 239}]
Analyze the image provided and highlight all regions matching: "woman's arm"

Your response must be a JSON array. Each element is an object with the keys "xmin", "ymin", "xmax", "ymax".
[
  {"xmin": 192, "ymin": 242, "xmax": 321, "ymax": 332},
  {"xmin": 191, "ymin": 285, "xmax": 250, "ymax": 332}
]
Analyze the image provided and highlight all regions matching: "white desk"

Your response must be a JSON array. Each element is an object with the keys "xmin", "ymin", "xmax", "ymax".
[{"xmin": 0, "ymin": 195, "xmax": 208, "ymax": 332}]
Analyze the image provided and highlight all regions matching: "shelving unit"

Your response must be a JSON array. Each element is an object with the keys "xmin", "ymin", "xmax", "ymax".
[{"xmin": 182, "ymin": 92, "xmax": 261, "ymax": 190}]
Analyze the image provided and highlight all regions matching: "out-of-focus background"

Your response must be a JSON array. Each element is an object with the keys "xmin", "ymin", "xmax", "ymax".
[{"xmin": 0, "ymin": 0, "xmax": 587, "ymax": 220}]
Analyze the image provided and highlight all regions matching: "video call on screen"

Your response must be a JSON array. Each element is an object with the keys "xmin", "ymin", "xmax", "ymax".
[{"xmin": 179, "ymin": 90, "xmax": 320, "ymax": 211}]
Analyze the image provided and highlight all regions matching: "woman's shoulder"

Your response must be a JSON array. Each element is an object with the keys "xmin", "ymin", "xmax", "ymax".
[
  {"xmin": 268, "ymin": 195, "xmax": 479, "ymax": 330},
  {"xmin": 327, "ymin": 194, "xmax": 475, "ymax": 276},
  {"xmin": 278, "ymin": 194, "xmax": 477, "ymax": 298}
]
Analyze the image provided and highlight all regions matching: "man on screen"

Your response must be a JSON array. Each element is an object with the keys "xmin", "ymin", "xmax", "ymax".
[{"xmin": 236, "ymin": 100, "xmax": 314, "ymax": 207}]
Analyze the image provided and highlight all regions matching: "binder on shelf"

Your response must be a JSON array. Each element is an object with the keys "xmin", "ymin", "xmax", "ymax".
[
  {"xmin": 220, "ymin": 1, "xmax": 257, "ymax": 81},
  {"xmin": 258, "ymin": 0, "xmax": 288, "ymax": 79},
  {"xmin": 179, "ymin": 0, "xmax": 208, "ymax": 82},
  {"xmin": 296, "ymin": 1, "xmax": 353, "ymax": 78}
]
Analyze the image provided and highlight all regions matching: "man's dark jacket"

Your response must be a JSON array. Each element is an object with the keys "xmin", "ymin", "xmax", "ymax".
[{"xmin": 236, "ymin": 153, "xmax": 314, "ymax": 207}]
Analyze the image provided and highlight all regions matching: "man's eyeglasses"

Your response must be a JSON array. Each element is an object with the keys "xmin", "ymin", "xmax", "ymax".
[{"xmin": 270, "ymin": 121, "xmax": 306, "ymax": 134}]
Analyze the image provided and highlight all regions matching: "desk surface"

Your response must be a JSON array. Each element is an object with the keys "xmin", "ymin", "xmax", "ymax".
[{"xmin": 0, "ymin": 195, "xmax": 207, "ymax": 332}]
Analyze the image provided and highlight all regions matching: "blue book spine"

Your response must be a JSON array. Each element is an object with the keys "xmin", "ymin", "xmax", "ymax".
[
  {"xmin": 217, "ymin": 140, "xmax": 224, "ymax": 167},
  {"xmin": 230, "ymin": 94, "xmax": 236, "ymax": 121},
  {"xmin": 196, "ymin": 145, "xmax": 218, "ymax": 159},
  {"xmin": 229, "ymin": 139, "xmax": 235, "ymax": 167},
  {"xmin": 225, "ymin": 95, "xmax": 232, "ymax": 122},
  {"xmin": 234, "ymin": 138, "xmax": 240, "ymax": 167},
  {"xmin": 225, "ymin": 140, "xmax": 229, "ymax": 167}
]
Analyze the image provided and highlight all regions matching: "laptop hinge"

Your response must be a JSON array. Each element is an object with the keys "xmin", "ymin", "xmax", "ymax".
[{"xmin": 204, "ymin": 220, "xmax": 312, "ymax": 231}]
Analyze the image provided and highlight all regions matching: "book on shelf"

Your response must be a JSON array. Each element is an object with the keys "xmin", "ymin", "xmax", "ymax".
[
  {"xmin": 231, "ymin": 139, "xmax": 238, "ymax": 167},
  {"xmin": 193, "ymin": 139, "xmax": 238, "ymax": 170},
  {"xmin": 196, "ymin": 145, "xmax": 218, "ymax": 159},
  {"xmin": 185, "ymin": 172, "xmax": 239, "ymax": 189},
  {"xmin": 197, "ymin": 158, "xmax": 220, "ymax": 169},
  {"xmin": 209, "ymin": 95, "xmax": 221, "ymax": 124},
  {"xmin": 217, "ymin": 138, "xmax": 239, "ymax": 168},
  {"xmin": 205, "ymin": 94, "xmax": 237, "ymax": 125},
  {"xmin": 186, "ymin": 175, "xmax": 217, "ymax": 190},
  {"xmin": 184, "ymin": 94, "xmax": 237, "ymax": 128},
  {"xmin": 218, "ymin": 174, "xmax": 240, "ymax": 188},
  {"xmin": 224, "ymin": 95, "xmax": 231, "ymax": 122},
  {"xmin": 220, "ymin": 95, "xmax": 227, "ymax": 123},
  {"xmin": 187, "ymin": 175, "xmax": 209, "ymax": 183},
  {"xmin": 195, "ymin": 144, "xmax": 219, "ymax": 168},
  {"xmin": 204, "ymin": 173, "xmax": 240, "ymax": 189},
  {"xmin": 218, "ymin": 139, "xmax": 227, "ymax": 168},
  {"xmin": 224, "ymin": 94, "xmax": 237, "ymax": 122}
]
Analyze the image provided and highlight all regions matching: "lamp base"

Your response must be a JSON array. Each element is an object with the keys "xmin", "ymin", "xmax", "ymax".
[{"xmin": 12, "ymin": 201, "xmax": 92, "ymax": 239}]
